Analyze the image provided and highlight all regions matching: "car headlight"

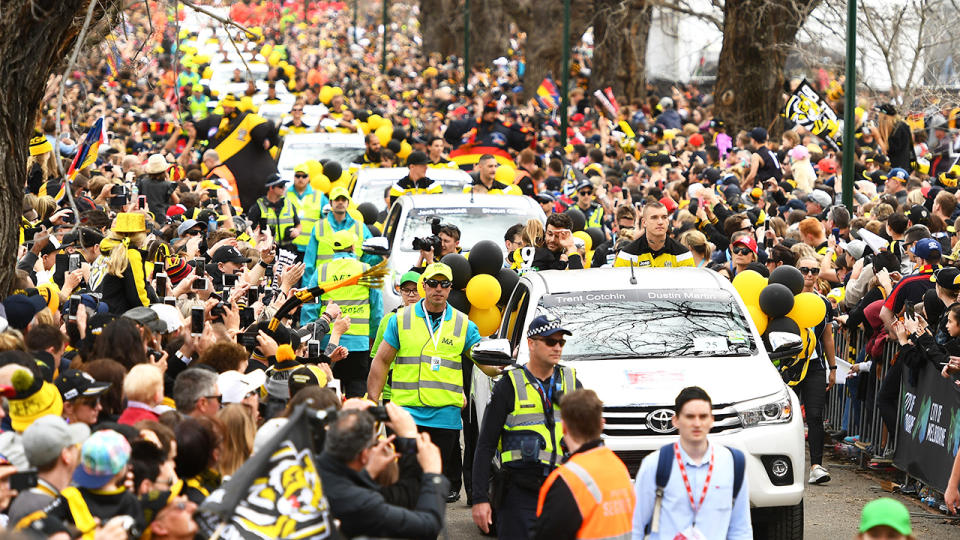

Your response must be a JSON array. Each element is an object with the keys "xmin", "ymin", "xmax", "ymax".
[{"xmin": 734, "ymin": 390, "xmax": 793, "ymax": 427}]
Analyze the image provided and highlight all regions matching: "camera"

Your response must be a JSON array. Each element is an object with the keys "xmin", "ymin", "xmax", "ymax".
[
  {"xmin": 412, "ymin": 218, "xmax": 442, "ymax": 257},
  {"xmin": 146, "ymin": 348, "xmax": 162, "ymax": 362},
  {"xmin": 109, "ymin": 184, "xmax": 128, "ymax": 208}
]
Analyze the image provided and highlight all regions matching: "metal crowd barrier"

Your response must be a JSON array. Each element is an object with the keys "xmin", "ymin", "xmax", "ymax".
[{"xmin": 824, "ymin": 326, "xmax": 900, "ymax": 463}]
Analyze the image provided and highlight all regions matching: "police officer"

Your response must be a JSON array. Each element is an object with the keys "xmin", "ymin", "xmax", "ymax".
[
  {"xmin": 368, "ymin": 262, "xmax": 500, "ymax": 503},
  {"xmin": 286, "ymin": 163, "xmax": 328, "ymax": 260},
  {"xmin": 472, "ymin": 314, "xmax": 580, "ymax": 539},
  {"xmin": 248, "ymin": 173, "xmax": 301, "ymax": 253},
  {"xmin": 315, "ymin": 230, "xmax": 383, "ymax": 398}
]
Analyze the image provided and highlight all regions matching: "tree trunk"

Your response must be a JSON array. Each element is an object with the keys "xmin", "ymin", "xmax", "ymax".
[
  {"xmin": 505, "ymin": 0, "xmax": 592, "ymax": 102},
  {"xmin": 591, "ymin": 0, "xmax": 651, "ymax": 105},
  {"xmin": 0, "ymin": 0, "xmax": 119, "ymax": 294},
  {"xmin": 713, "ymin": 0, "xmax": 821, "ymax": 134},
  {"xmin": 464, "ymin": 0, "xmax": 511, "ymax": 69},
  {"xmin": 419, "ymin": 0, "xmax": 458, "ymax": 57}
]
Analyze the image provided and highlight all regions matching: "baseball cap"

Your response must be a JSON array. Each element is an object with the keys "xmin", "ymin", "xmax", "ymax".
[
  {"xmin": 406, "ymin": 151, "xmax": 429, "ymax": 166},
  {"xmin": 72, "ymin": 429, "xmax": 131, "ymax": 489},
  {"xmin": 911, "ymin": 237, "xmax": 942, "ymax": 260},
  {"xmin": 22, "ymin": 415, "xmax": 90, "ymax": 468},
  {"xmin": 838, "ymin": 239, "xmax": 866, "ymax": 260},
  {"xmin": 806, "ymin": 189, "xmax": 832, "ymax": 209},
  {"xmin": 889, "ymin": 168, "xmax": 909, "ymax": 182},
  {"xmin": 293, "ymin": 163, "xmax": 309, "ymax": 175},
  {"xmin": 3, "ymin": 295, "xmax": 47, "ymax": 331},
  {"xmin": 330, "ymin": 230, "xmax": 356, "ymax": 251},
  {"xmin": 527, "ymin": 314, "xmax": 572, "ymax": 338},
  {"xmin": 55, "ymin": 369, "xmax": 111, "ymax": 402},
  {"xmin": 218, "ymin": 369, "xmax": 266, "ymax": 404},
  {"xmin": 732, "ymin": 236, "xmax": 758, "ymax": 255},
  {"xmin": 150, "ymin": 303, "xmax": 184, "ymax": 334},
  {"xmin": 935, "ymin": 267, "xmax": 960, "ymax": 290},
  {"xmin": 701, "ymin": 168, "xmax": 721, "ymax": 184},
  {"xmin": 399, "ymin": 271, "xmax": 421, "ymax": 287},
  {"xmin": 288, "ymin": 364, "xmax": 328, "ymax": 398},
  {"xmin": 817, "ymin": 158, "xmax": 837, "ymax": 174},
  {"xmin": 748, "ymin": 127, "xmax": 767, "ymax": 142},
  {"xmin": 264, "ymin": 173, "xmax": 287, "ymax": 188},
  {"xmin": 422, "ymin": 262, "xmax": 453, "ymax": 281},
  {"xmin": 534, "ymin": 193, "xmax": 555, "ymax": 204},
  {"xmin": 905, "ymin": 204, "xmax": 928, "ymax": 226},
  {"xmin": 122, "ymin": 306, "xmax": 167, "ymax": 334},
  {"xmin": 176, "ymin": 219, "xmax": 201, "ymax": 237},
  {"xmin": 858, "ymin": 498, "xmax": 911, "ymax": 536},
  {"xmin": 212, "ymin": 246, "xmax": 251, "ymax": 264},
  {"xmin": 873, "ymin": 103, "xmax": 898, "ymax": 116},
  {"xmin": 330, "ymin": 186, "xmax": 351, "ymax": 201}
]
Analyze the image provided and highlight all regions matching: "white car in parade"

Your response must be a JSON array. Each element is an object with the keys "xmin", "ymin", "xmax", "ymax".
[
  {"xmin": 350, "ymin": 167, "xmax": 473, "ymax": 214},
  {"xmin": 472, "ymin": 267, "xmax": 806, "ymax": 539}
]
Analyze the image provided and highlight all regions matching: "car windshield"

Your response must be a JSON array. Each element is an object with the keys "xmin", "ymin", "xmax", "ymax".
[
  {"xmin": 535, "ymin": 289, "xmax": 756, "ymax": 359},
  {"xmin": 399, "ymin": 206, "xmax": 537, "ymax": 252},
  {"xmin": 277, "ymin": 142, "xmax": 365, "ymax": 177},
  {"xmin": 355, "ymin": 176, "xmax": 471, "ymax": 211}
]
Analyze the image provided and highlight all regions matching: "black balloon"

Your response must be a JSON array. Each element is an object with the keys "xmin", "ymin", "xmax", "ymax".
[
  {"xmin": 386, "ymin": 139, "xmax": 402, "ymax": 153},
  {"xmin": 769, "ymin": 265, "xmax": 804, "ymax": 296},
  {"xmin": 447, "ymin": 289, "xmax": 470, "ymax": 314},
  {"xmin": 758, "ymin": 283, "xmax": 795, "ymax": 318},
  {"xmin": 441, "ymin": 253, "xmax": 472, "ymax": 290},
  {"xmin": 496, "ymin": 267, "xmax": 520, "ymax": 305},
  {"xmin": 322, "ymin": 161, "xmax": 342, "ymax": 181},
  {"xmin": 392, "ymin": 127, "xmax": 407, "ymax": 141},
  {"xmin": 356, "ymin": 202, "xmax": 379, "ymax": 225},
  {"xmin": 585, "ymin": 227, "xmax": 605, "ymax": 248},
  {"xmin": 368, "ymin": 224, "xmax": 382, "ymax": 237},
  {"xmin": 564, "ymin": 208, "xmax": 586, "ymax": 232},
  {"xmin": 766, "ymin": 316, "xmax": 800, "ymax": 335},
  {"xmin": 467, "ymin": 240, "xmax": 504, "ymax": 276}
]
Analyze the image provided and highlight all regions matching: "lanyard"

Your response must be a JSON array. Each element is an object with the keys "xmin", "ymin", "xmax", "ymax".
[
  {"xmin": 674, "ymin": 443, "xmax": 714, "ymax": 525},
  {"xmin": 523, "ymin": 367, "xmax": 557, "ymax": 409},
  {"xmin": 421, "ymin": 300, "xmax": 446, "ymax": 351}
]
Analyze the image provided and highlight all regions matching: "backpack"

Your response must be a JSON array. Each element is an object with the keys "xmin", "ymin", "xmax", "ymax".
[{"xmin": 643, "ymin": 443, "xmax": 745, "ymax": 538}]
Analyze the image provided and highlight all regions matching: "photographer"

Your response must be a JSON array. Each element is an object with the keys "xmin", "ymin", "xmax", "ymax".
[
  {"xmin": 317, "ymin": 403, "xmax": 449, "ymax": 539},
  {"xmin": 416, "ymin": 222, "xmax": 461, "ymax": 266}
]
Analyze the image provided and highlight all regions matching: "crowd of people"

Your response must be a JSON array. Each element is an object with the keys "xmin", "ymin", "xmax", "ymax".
[{"xmin": 6, "ymin": 0, "xmax": 960, "ymax": 538}]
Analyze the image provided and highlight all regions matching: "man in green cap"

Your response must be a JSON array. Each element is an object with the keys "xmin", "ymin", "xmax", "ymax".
[
  {"xmin": 303, "ymin": 186, "xmax": 376, "ymax": 294},
  {"xmin": 368, "ymin": 262, "xmax": 501, "ymax": 503},
  {"xmin": 857, "ymin": 498, "xmax": 913, "ymax": 540},
  {"xmin": 370, "ymin": 270, "xmax": 423, "ymax": 402}
]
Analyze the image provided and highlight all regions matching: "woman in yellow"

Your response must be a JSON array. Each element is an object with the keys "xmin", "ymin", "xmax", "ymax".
[{"xmin": 99, "ymin": 213, "xmax": 158, "ymax": 313}]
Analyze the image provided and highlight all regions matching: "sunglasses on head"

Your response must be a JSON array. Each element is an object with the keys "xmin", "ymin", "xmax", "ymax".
[
  {"xmin": 535, "ymin": 336, "xmax": 566, "ymax": 347},
  {"xmin": 423, "ymin": 279, "xmax": 453, "ymax": 289},
  {"xmin": 799, "ymin": 267, "xmax": 820, "ymax": 275},
  {"xmin": 732, "ymin": 246, "xmax": 753, "ymax": 256}
]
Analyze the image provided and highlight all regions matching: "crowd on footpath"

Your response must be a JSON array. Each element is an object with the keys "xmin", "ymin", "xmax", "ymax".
[{"xmin": 6, "ymin": 0, "xmax": 960, "ymax": 538}]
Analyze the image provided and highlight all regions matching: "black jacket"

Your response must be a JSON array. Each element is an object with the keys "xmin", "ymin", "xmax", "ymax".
[
  {"xmin": 317, "ymin": 452, "xmax": 448, "ymax": 539},
  {"xmin": 99, "ymin": 248, "xmax": 158, "ymax": 314}
]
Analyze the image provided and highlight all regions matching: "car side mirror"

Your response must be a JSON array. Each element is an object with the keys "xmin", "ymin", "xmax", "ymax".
[
  {"xmin": 766, "ymin": 335, "xmax": 804, "ymax": 361},
  {"xmin": 472, "ymin": 338, "xmax": 513, "ymax": 366},
  {"xmin": 361, "ymin": 237, "xmax": 390, "ymax": 257}
]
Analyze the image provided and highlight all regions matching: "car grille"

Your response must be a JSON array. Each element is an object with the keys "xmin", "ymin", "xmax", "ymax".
[{"xmin": 604, "ymin": 404, "xmax": 742, "ymax": 476}]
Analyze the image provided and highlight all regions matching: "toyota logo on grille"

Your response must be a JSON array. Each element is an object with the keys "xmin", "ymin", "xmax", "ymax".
[{"xmin": 647, "ymin": 409, "xmax": 676, "ymax": 434}]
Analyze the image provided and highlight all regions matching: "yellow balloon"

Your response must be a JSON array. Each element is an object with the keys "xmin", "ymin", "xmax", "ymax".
[
  {"xmin": 469, "ymin": 306, "xmax": 502, "ymax": 337},
  {"xmin": 311, "ymin": 174, "xmax": 331, "ymax": 194},
  {"xmin": 375, "ymin": 124, "xmax": 394, "ymax": 147},
  {"xmin": 260, "ymin": 44, "xmax": 273, "ymax": 59},
  {"xmin": 330, "ymin": 175, "xmax": 351, "ymax": 192},
  {"xmin": 584, "ymin": 249, "xmax": 594, "ymax": 268},
  {"xmin": 494, "ymin": 165, "xmax": 516, "ymax": 184},
  {"xmin": 319, "ymin": 85, "xmax": 334, "ymax": 105},
  {"xmin": 747, "ymin": 304, "xmax": 768, "ymax": 335},
  {"xmin": 202, "ymin": 67, "xmax": 213, "ymax": 80},
  {"xmin": 268, "ymin": 51, "xmax": 281, "ymax": 67},
  {"xmin": 417, "ymin": 275, "xmax": 426, "ymax": 298},
  {"xmin": 787, "ymin": 292, "xmax": 827, "ymax": 329},
  {"xmin": 367, "ymin": 114, "xmax": 384, "ymax": 131},
  {"xmin": 732, "ymin": 270, "xmax": 767, "ymax": 307},
  {"xmin": 572, "ymin": 231, "xmax": 592, "ymax": 251},
  {"xmin": 398, "ymin": 140, "xmax": 412, "ymax": 160},
  {"xmin": 465, "ymin": 274, "xmax": 501, "ymax": 310}
]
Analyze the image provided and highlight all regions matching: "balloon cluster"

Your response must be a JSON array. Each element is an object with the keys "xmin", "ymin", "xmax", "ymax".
[
  {"xmin": 421, "ymin": 241, "xmax": 519, "ymax": 337},
  {"xmin": 733, "ymin": 266, "xmax": 826, "ymax": 359},
  {"xmin": 361, "ymin": 115, "xmax": 413, "ymax": 161}
]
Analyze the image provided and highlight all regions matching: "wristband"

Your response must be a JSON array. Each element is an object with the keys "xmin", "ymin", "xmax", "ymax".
[
  {"xmin": 258, "ymin": 259, "xmax": 269, "ymax": 269},
  {"xmin": 828, "ymin": 365, "xmax": 837, "ymax": 370}
]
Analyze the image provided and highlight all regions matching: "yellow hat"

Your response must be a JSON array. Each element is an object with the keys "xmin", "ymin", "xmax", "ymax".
[
  {"xmin": 8, "ymin": 375, "xmax": 63, "ymax": 433},
  {"xmin": 29, "ymin": 136, "xmax": 52, "ymax": 156},
  {"xmin": 423, "ymin": 262, "xmax": 453, "ymax": 281},
  {"xmin": 35, "ymin": 283, "xmax": 60, "ymax": 313},
  {"xmin": 220, "ymin": 94, "xmax": 240, "ymax": 108},
  {"xmin": 294, "ymin": 163, "xmax": 309, "ymax": 174},
  {"xmin": 330, "ymin": 186, "xmax": 351, "ymax": 201},
  {"xmin": 331, "ymin": 230, "xmax": 357, "ymax": 251},
  {"xmin": 112, "ymin": 212, "xmax": 146, "ymax": 234}
]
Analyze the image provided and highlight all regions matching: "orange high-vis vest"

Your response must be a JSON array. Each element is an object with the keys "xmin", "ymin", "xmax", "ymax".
[{"xmin": 537, "ymin": 446, "xmax": 635, "ymax": 540}]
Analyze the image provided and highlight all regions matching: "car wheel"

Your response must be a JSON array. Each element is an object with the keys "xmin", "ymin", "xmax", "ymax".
[{"xmin": 752, "ymin": 500, "xmax": 803, "ymax": 540}]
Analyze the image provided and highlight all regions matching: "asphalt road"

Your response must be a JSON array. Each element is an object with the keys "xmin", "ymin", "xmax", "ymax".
[{"xmin": 440, "ymin": 455, "xmax": 960, "ymax": 539}]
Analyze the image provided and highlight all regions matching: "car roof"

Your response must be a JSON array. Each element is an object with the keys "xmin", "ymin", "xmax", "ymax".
[
  {"xmin": 526, "ymin": 267, "xmax": 732, "ymax": 295},
  {"xmin": 399, "ymin": 193, "xmax": 542, "ymax": 210},
  {"xmin": 280, "ymin": 132, "xmax": 365, "ymax": 147}
]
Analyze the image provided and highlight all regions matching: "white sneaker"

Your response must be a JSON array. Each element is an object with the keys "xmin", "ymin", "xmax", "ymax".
[{"xmin": 808, "ymin": 465, "xmax": 831, "ymax": 484}]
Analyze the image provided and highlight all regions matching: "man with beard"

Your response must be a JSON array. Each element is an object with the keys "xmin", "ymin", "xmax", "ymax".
[{"xmin": 508, "ymin": 213, "xmax": 584, "ymax": 273}]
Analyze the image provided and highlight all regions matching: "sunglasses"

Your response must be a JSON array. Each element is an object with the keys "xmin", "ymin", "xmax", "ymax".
[
  {"xmin": 399, "ymin": 287, "xmax": 419, "ymax": 295},
  {"xmin": 732, "ymin": 246, "xmax": 753, "ymax": 256},
  {"xmin": 799, "ymin": 267, "xmax": 820, "ymax": 275},
  {"xmin": 294, "ymin": 173, "xmax": 308, "ymax": 178},
  {"xmin": 579, "ymin": 190, "xmax": 593, "ymax": 196},
  {"xmin": 204, "ymin": 394, "xmax": 223, "ymax": 405},
  {"xmin": 423, "ymin": 279, "xmax": 453, "ymax": 289},
  {"xmin": 535, "ymin": 336, "xmax": 566, "ymax": 347},
  {"xmin": 292, "ymin": 108, "xmax": 304, "ymax": 112}
]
